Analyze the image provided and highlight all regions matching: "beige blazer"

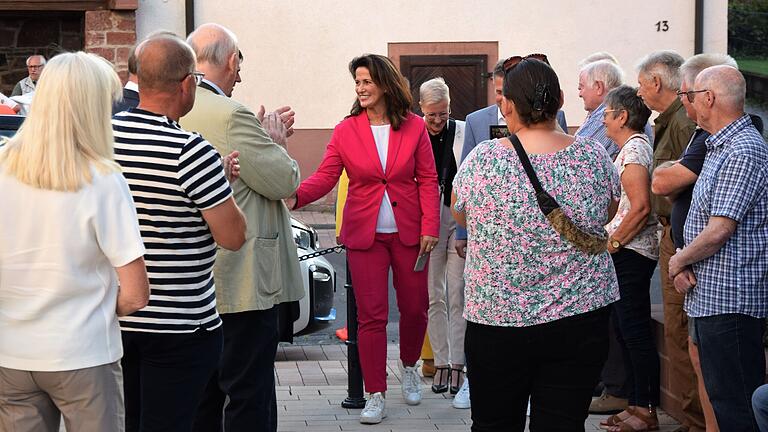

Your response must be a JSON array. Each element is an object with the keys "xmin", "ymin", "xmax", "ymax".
[{"xmin": 180, "ymin": 87, "xmax": 304, "ymax": 313}]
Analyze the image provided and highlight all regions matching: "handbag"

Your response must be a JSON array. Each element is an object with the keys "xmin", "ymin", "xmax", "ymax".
[{"xmin": 508, "ymin": 134, "xmax": 607, "ymax": 255}]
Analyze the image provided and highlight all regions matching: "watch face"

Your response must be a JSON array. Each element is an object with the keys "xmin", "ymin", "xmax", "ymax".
[{"xmin": 611, "ymin": 240, "xmax": 621, "ymax": 248}]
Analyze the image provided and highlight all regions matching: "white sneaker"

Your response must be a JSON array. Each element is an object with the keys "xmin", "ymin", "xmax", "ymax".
[
  {"xmin": 452, "ymin": 377, "xmax": 470, "ymax": 409},
  {"xmin": 360, "ymin": 392, "xmax": 386, "ymax": 424},
  {"xmin": 401, "ymin": 364, "xmax": 423, "ymax": 405}
]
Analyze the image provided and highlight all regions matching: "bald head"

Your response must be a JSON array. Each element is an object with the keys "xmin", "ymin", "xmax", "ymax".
[
  {"xmin": 137, "ymin": 35, "xmax": 196, "ymax": 93},
  {"xmin": 187, "ymin": 23, "xmax": 238, "ymax": 67},
  {"xmin": 695, "ymin": 65, "xmax": 746, "ymax": 113}
]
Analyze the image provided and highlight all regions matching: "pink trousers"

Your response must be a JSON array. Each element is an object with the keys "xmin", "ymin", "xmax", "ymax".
[{"xmin": 346, "ymin": 233, "xmax": 429, "ymax": 393}]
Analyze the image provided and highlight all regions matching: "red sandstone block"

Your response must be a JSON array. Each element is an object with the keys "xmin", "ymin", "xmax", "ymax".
[
  {"xmin": 85, "ymin": 31, "xmax": 106, "ymax": 47},
  {"xmin": 85, "ymin": 11, "xmax": 114, "ymax": 32},
  {"xmin": 115, "ymin": 12, "xmax": 136, "ymax": 31},
  {"xmin": 88, "ymin": 47, "xmax": 115, "ymax": 62},
  {"xmin": 107, "ymin": 32, "xmax": 136, "ymax": 46}
]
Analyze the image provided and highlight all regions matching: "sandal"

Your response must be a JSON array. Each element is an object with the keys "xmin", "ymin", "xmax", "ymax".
[
  {"xmin": 607, "ymin": 408, "xmax": 659, "ymax": 432},
  {"xmin": 449, "ymin": 367, "xmax": 464, "ymax": 394},
  {"xmin": 430, "ymin": 366, "xmax": 449, "ymax": 393},
  {"xmin": 599, "ymin": 409, "xmax": 634, "ymax": 428}
]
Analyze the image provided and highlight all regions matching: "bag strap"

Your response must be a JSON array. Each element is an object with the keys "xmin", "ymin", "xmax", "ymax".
[
  {"xmin": 508, "ymin": 133, "xmax": 561, "ymax": 216},
  {"xmin": 508, "ymin": 133, "xmax": 545, "ymax": 196}
]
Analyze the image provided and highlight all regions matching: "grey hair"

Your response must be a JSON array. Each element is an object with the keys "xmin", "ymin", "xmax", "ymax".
[
  {"xmin": 636, "ymin": 50, "xmax": 685, "ymax": 91},
  {"xmin": 578, "ymin": 51, "xmax": 619, "ymax": 68},
  {"xmin": 186, "ymin": 23, "xmax": 238, "ymax": 66},
  {"xmin": 26, "ymin": 54, "xmax": 46, "ymax": 66},
  {"xmin": 680, "ymin": 53, "xmax": 738, "ymax": 88},
  {"xmin": 580, "ymin": 60, "xmax": 624, "ymax": 90},
  {"xmin": 419, "ymin": 77, "xmax": 450, "ymax": 106}
]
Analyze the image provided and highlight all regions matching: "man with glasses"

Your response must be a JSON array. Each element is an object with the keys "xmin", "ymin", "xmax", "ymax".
[
  {"xmin": 180, "ymin": 23, "xmax": 303, "ymax": 432},
  {"xmin": 635, "ymin": 50, "xmax": 698, "ymax": 432},
  {"xmin": 12, "ymin": 55, "xmax": 45, "ymax": 96},
  {"xmin": 667, "ymin": 64, "xmax": 768, "ymax": 431}
]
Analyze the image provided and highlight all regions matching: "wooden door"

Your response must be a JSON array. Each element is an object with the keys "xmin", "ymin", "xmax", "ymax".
[{"xmin": 400, "ymin": 54, "xmax": 488, "ymax": 121}]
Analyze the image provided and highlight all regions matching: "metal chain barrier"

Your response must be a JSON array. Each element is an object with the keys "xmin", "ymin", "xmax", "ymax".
[{"xmin": 297, "ymin": 244, "xmax": 346, "ymax": 262}]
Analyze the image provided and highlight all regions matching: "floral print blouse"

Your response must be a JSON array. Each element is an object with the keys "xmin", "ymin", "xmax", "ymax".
[
  {"xmin": 605, "ymin": 134, "xmax": 660, "ymax": 260},
  {"xmin": 454, "ymin": 137, "xmax": 620, "ymax": 327}
]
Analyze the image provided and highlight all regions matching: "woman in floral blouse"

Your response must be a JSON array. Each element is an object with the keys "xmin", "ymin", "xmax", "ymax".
[
  {"xmin": 599, "ymin": 85, "xmax": 660, "ymax": 432},
  {"xmin": 452, "ymin": 57, "xmax": 620, "ymax": 431}
]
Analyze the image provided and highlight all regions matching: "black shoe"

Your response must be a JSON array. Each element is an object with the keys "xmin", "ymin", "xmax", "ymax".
[
  {"xmin": 449, "ymin": 367, "xmax": 464, "ymax": 395},
  {"xmin": 431, "ymin": 366, "xmax": 449, "ymax": 393}
]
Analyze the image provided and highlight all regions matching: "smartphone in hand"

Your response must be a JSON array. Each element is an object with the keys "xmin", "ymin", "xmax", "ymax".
[{"xmin": 413, "ymin": 253, "xmax": 428, "ymax": 272}]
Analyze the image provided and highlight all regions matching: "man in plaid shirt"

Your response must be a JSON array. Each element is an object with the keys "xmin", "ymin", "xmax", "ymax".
[{"xmin": 669, "ymin": 65, "xmax": 767, "ymax": 431}]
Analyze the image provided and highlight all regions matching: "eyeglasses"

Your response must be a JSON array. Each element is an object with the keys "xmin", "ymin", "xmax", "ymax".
[
  {"xmin": 27, "ymin": 65, "xmax": 44, "ymax": 69},
  {"xmin": 676, "ymin": 89, "xmax": 708, "ymax": 103},
  {"xmin": 186, "ymin": 71, "xmax": 205, "ymax": 85},
  {"xmin": 603, "ymin": 109, "xmax": 624, "ymax": 119},
  {"xmin": 502, "ymin": 53, "xmax": 550, "ymax": 72},
  {"xmin": 424, "ymin": 112, "xmax": 449, "ymax": 120}
]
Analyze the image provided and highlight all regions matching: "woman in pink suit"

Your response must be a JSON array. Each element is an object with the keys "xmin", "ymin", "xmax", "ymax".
[{"xmin": 291, "ymin": 54, "xmax": 439, "ymax": 424}]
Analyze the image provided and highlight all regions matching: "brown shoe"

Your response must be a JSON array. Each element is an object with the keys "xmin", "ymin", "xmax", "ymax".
[
  {"xmin": 421, "ymin": 359, "xmax": 435, "ymax": 377},
  {"xmin": 590, "ymin": 392, "xmax": 629, "ymax": 414}
]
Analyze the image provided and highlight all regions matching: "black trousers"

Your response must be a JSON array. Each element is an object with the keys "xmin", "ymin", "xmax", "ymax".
[
  {"xmin": 465, "ymin": 307, "xmax": 610, "ymax": 432},
  {"xmin": 122, "ymin": 327, "xmax": 223, "ymax": 432},
  {"xmin": 611, "ymin": 248, "xmax": 660, "ymax": 407},
  {"xmin": 193, "ymin": 306, "xmax": 280, "ymax": 432}
]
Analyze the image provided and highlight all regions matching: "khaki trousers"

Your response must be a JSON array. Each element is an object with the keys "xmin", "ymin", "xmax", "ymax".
[
  {"xmin": 427, "ymin": 204, "xmax": 467, "ymax": 366},
  {"xmin": 659, "ymin": 223, "xmax": 705, "ymax": 430},
  {"xmin": 0, "ymin": 361, "xmax": 124, "ymax": 432}
]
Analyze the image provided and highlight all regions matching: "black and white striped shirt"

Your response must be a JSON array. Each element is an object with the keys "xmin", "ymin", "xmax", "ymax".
[{"xmin": 112, "ymin": 108, "xmax": 232, "ymax": 333}]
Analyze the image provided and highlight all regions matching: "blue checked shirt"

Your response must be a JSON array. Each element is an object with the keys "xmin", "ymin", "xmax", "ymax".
[
  {"xmin": 684, "ymin": 115, "xmax": 768, "ymax": 318},
  {"xmin": 575, "ymin": 103, "xmax": 654, "ymax": 160}
]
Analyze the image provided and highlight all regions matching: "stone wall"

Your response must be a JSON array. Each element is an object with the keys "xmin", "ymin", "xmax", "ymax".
[
  {"xmin": 84, "ymin": 10, "xmax": 135, "ymax": 83},
  {"xmin": 0, "ymin": 9, "xmax": 136, "ymax": 96},
  {"xmin": 0, "ymin": 12, "xmax": 83, "ymax": 96}
]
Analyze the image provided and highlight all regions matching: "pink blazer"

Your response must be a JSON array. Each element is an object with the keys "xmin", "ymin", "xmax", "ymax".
[{"xmin": 296, "ymin": 112, "xmax": 440, "ymax": 250}]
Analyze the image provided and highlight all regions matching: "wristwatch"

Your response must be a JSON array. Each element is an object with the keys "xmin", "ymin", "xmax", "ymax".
[{"xmin": 609, "ymin": 237, "xmax": 623, "ymax": 249}]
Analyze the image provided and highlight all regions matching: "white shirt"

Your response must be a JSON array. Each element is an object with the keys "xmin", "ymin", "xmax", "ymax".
[
  {"xmin": 370, "ymin": 124, "xmax": 398, "ymax": 233},
  {"xmin": 0, "ymin": 168, "xmax": 145, "ymax": 371},
  {"xmin": 497, "ymin": 107, "xmax": 506, "ymax": 125},
  {"xmin": 0, "ymin": 92, "xmax": 17, "ymax": 110},
  {"xmin": 124, "ymin": 80, "xmax": 139, "ymax": 92}
]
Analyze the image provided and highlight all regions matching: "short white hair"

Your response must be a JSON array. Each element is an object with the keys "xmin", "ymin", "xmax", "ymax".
[
  {"xmin": 187, "ymin": 23, "xmax": 238, "ymax": 66},
  {"xmin": 579, "ymin": 60, "xmax": 624, "ymax": 90},
  {"xmin": 419, "ymin": 77, "xmax": 450, "ymax": 106},
  {"xmin": 680, "ymin": 53, "xmax": 738, "ymax": 88},
  {"xmin": 636, "ymin": 50, "xmax": 685, "ymax": 91},
  {"xmin": 26, "ymin": 54, "xmax": 46, "ymax": 66},
  {"xmin": 578, "ymin": 51, "xmax": 619, "ymax": 68}
]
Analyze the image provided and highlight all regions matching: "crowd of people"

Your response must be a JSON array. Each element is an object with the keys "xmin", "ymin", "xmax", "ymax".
[{"xmin": 0, "ymin": 21, "xmax": 766, "ymax": 432}]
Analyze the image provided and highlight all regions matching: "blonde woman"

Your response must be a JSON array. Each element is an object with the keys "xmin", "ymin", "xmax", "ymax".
[{"xmin": 0, "ymin": 52, "xmax": 149, "ymax": 432}]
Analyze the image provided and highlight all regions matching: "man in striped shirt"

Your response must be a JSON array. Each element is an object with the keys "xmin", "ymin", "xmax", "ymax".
[{"xmin": 112, "ymin": 35, "xmax": 246, "ymax": 432}]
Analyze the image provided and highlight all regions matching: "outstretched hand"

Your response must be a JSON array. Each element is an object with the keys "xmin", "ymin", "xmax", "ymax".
[{"xmin": 257, "ymin": 105, "xmax": 296, "ymax": 138}]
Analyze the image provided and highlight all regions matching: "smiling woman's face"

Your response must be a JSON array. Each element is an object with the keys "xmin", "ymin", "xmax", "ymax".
[{"xmin": 354, "ymin": 67, "xmax": 385, "ymax": 111}]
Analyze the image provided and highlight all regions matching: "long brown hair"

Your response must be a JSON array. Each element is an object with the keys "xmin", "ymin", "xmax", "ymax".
[{"xmin": 348, "ymin": 54, "xmax": 412, "ymax": 130}]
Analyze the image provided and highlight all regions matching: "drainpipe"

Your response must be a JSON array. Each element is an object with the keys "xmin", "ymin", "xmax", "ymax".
[
  {"xmin": 694, "ymin": 0, "xmax": 704, "ymax": 54},
  {"xmin": 185, "ymin": 0, "xmax": 195, "ymax": 36}
]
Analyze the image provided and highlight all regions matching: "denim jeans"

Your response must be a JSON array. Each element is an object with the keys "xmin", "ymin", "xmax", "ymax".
[
  {"xmin": 695, "ymin": 313, "xmax": 766, "ymax": 431},
  {"xmin": 753, "ymin": 384, "xmax": 768, "ymax": 432},
  {"xmin": 611, "ymin": 248, "xmax": 660, "ymax": 407}
]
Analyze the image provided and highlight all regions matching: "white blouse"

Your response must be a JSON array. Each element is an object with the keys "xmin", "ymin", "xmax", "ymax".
[{"xmin": 370, "ymin": 124, "xmax": 398, "ymax": 233}]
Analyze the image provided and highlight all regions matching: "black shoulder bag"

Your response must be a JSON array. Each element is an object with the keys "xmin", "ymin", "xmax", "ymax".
[{"xmin": 508, "ymin": 134, "xmax": 607, "ymax": 255}]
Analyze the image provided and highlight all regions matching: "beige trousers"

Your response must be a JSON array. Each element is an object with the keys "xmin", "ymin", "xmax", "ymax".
[
  {"xmin": 427, "ymin": 203, "xmax": 467, "ymax": 366},
  {"xmin": 0, "ymin": 361, "xmax": 124, "ymax": 432}
]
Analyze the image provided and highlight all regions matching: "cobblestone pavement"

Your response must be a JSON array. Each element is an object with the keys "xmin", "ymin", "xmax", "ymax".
[{"xmin": 275, "ymin": 342, "xmax": 682, "ymax": 431}]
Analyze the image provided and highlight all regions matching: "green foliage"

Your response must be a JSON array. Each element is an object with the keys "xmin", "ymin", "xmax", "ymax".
[
  {"xmin": 737, "ymin": 58, "xmax": 768, "ymax": 76},
  {"xmin": 729, "ymin": 0, "xmax": 768, "ymax": 58}
]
